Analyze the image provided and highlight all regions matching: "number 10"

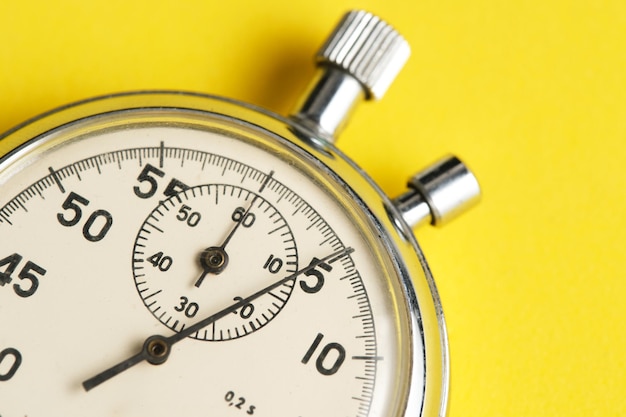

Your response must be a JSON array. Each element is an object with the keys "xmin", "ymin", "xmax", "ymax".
[{"xmin": 301, "ymin": 333, "xmax": 346, "ymax": 376}]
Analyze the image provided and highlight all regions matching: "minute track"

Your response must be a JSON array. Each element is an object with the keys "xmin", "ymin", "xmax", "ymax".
[{"xmin": 133, "ymin": 181, "xmax": 301, "ymax": 339}]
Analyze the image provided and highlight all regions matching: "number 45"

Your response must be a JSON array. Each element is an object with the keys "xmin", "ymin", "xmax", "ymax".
[{"xmin": 0, "ymin": 253, "xmax": 47, "ymax": 298}]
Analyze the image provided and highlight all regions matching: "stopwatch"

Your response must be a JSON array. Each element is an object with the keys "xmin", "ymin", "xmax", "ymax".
[{"xmin": 0, "ymin": 10, "xmax": 480, "ymax": 417}]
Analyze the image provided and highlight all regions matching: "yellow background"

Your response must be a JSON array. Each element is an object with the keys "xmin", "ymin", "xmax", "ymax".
[{"xmin": 1, "ymin": 0, "xmax": 624, "ymax": 415}]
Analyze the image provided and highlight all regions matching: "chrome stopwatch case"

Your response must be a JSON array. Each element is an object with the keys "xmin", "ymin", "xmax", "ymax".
[{"xmin": 0, "ymin": 10, "xmax": 479, "ymax": 417}]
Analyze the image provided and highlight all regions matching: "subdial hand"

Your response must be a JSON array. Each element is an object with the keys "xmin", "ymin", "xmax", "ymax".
[
  {"xmin": 194, "ymin": 171, "xmax": 274, "ymax": 288},
  {"xmin": 83, "ymin": 246, "xmax": 354, "ymax": 392}
]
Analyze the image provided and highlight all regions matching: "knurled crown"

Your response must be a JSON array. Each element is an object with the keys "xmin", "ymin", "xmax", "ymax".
[{"xmin": 317, "ymin": 10, "xmax": 410, "ymax": 100}]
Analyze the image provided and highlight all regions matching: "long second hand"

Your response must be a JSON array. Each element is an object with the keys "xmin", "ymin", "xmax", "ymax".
[{"xmin": 83, "ymin": 246, "xmax": 354, "ymax": 392}]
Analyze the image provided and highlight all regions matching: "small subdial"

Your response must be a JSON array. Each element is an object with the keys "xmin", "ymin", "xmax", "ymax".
[{"xmin": 132, "ymin": 183, "xmax": 298, "ymax": 341}]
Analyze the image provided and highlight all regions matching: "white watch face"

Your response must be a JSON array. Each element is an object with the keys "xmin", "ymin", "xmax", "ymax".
[{"xmin": 0, "ymin": 109, "xmax": 419, "ymax": 416}]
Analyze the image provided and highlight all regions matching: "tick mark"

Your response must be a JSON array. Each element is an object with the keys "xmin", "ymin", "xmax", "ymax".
[
  {"xmin": 259, "ymin": 170, "xmax": 274, "ymax": 193},
  {"xmin": 48, "ymin": 167, "xmax": 66, "ymax": 193}
]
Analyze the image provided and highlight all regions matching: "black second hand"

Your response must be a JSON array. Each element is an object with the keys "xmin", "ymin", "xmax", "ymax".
[{"xmin": 82, "ymin": 246, "xmax": 354, "ymax": 392}]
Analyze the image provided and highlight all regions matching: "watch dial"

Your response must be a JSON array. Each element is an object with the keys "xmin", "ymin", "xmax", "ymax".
[{"xmin": 0, "ymin": 110, "xmax": 415, "ymax": 416}]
